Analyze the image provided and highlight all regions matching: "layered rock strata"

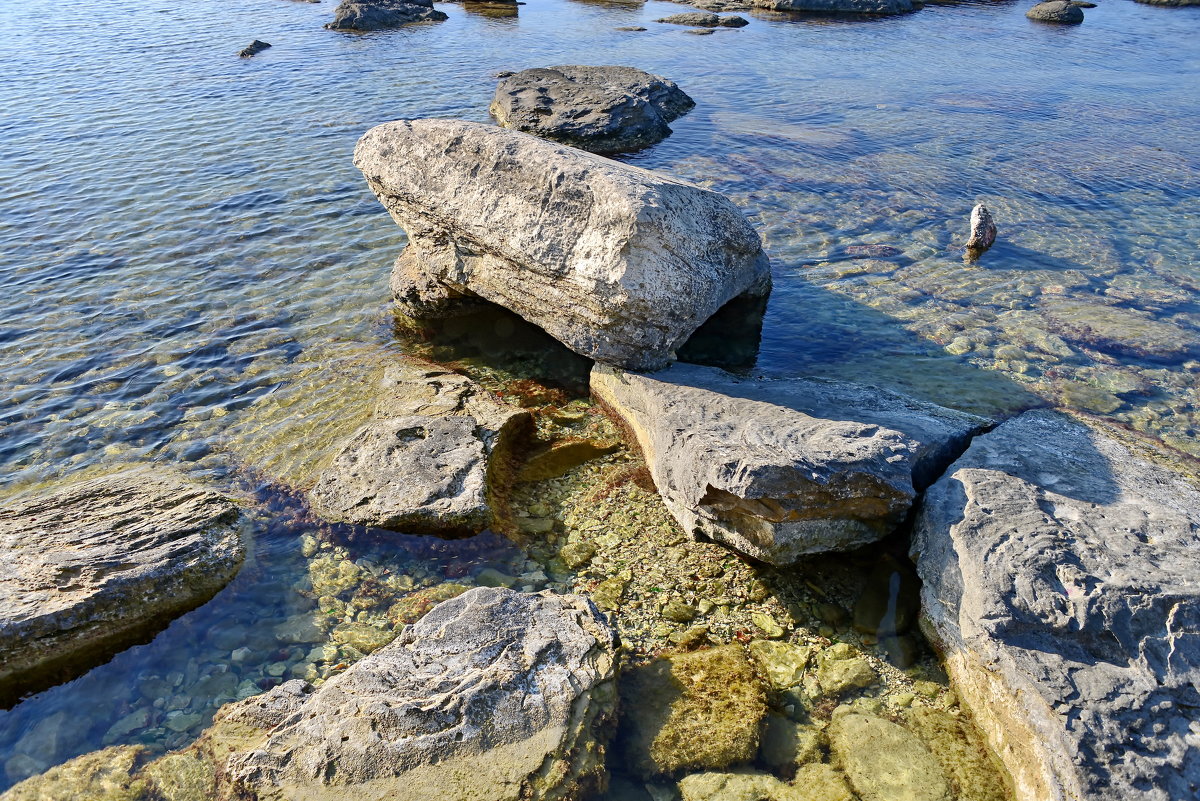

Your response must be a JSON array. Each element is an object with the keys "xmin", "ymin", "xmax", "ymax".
[
  {"xmin": 0, "ymin": 468, "xmax": 244, "ymax": 702},
  {"xmin": 354, "ymin": 119, "xmax": 771, "ymax": 370},
  {"xmin": 912, "ymin": 410, "xmax": 1200, "ymax": 801},
  {"xmin": 592, "ymin": 362, "xmax": 986, "ymax": 563},
  {"xmin": 308, "ymin": 358, "xmax": 530, "ymax": 534}
]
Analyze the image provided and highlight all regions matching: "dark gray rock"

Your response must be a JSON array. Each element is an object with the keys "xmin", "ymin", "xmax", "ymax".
[
  {"xmin": 238, "ymin": 40, "xmax": 272, "ymax": 57},
  {"xmin": 656, "ymin": 12, "xmax": 749, "ymax": 25},
  {"xmin": 751, "ymin": 0, "xmax": 914, "ymax": 13},
  {"xmin": 489, "ymin": 65, "xmax": 695, "ymax": 154},
  {"xmin": 964, "ymin": 202, "xmax": 996, "ymax": 256},
  {"xmin": 0, "ymin": 469, "xmax": 244, "ymax": 701},
  {"xmin": 1025, "ymin": 0, "xmax": 1084, "ymax": 23},
  {"xmin": 355, "ymin": 119, "xmax": 771, "ymax": 370},
  {"xmin": 225, "ymin": 587, "xmax": 618, "ymax": 801},
  {"xmin": 325, "ymin": 0, "xmax": 448, "ymax": 30},
  {"xmin": 912, "ymin": 410, "xmax": 1200, "ymax": 801},
  {"xmin": 307, "ymin": 359, "xmax": 530, "ymax": 534},
  {"xmin": 592, "ymin": 363, "xmax": 987, "ymax": 563}
]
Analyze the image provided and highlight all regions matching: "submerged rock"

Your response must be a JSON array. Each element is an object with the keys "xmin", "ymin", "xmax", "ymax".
[
  {"xmin": 325, "ymin": 0, "xmax": 447, "ymax": 30},
  {"xmin": 679, "ymin": 765, "xmax": 854, "ymax": 801},
  {"xmin": 0, "ymin": 469, "xmax": 244, "ymax": 703},
  {"xmin": 238, "ymin": 39, "xmax": 271, "ymax": 57},
  {"xmin": 656, "ymin": 12, "xmax": 749, "ymax": 25},
  {"xmin": 964, "ymin": 202, "xmax": 996, "ymax": 257},
  {"xmin": 226, "ymin": 588, "xmax": 618, "ymax": 801},
  {"xmin": 354, "ymin": 119, "xmax": 771, "ymax": 370},
  {"xmin": 490, "ymin": 65, "xmax": 695, "ymax": 154},
  {"xmin": 591, "ymin": 363, "xmax": 987, "ymax": 563},
  {"xmin": 829, "ymin": 712, "xmax": 951, "ymax": 801},
  {"xmin": 308, "ymin": 359, "xmax": 529, "ymax": 534},
  {"xmin": 912, "ymin": 410, "xmax": 1200, "ymax": 801},
  {"xmin": 1025, "ymin": 0, "xmax": 1084, "ymax": 23},
  {"xmin": 751, "ymin": 0, "xmax": 914, "ymax": 13}
]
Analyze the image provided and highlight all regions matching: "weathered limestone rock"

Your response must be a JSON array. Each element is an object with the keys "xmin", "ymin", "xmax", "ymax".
[
  {"xmin": 325, "ymin": 0, "xmax": 447, "ymax": 30},
  {"xmin": 964, "ymin": 202, "xmax": 997, "ymax": 256},
  {"xmin": 619, "ymin": 645, "xmax": 766, "ymax": 777},
  {"xmin": 489, "ymin": 66, "xmax": 695, "ymax": 154},
  {"xmin": 828, "ymin": 712, "xmax": 951, "ymax": 801},
  {"xmin": 1025, "ymin": 0, "xmax": 1084, "ymax": 23},
  {"xmin": 225, "ymin": 587, "xmax": 618, "ymax": 801},
  {"xmin": 591, "ymin": 363, "xmax": 987, "ymax": 563},
  {"xmin": 912, "ymin": 410, "xmax": 1200, "ymax": 801},
  {"xmin": 0, "ymin": 469, "xmax": 244, "ymax": 702},
  {"xmin": 656, "ymin": 12, "xmax": 750, "ymax": 26},
  {"xmin": 307, "ymin": 359, "xmax": 530, "ymax": 534},
  {"xmin": 751, "ymin": 0, "xmax": 914, "ymax": 13},
  {"xmin": 354, "ymin": 119, "xmax": 771, "ymax": 370}
]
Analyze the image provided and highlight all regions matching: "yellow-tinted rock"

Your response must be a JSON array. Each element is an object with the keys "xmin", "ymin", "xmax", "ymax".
[
  {"xmin": 829, "ymin": 712, "xmax": 951, "ymax": 801},
  {"xmin": 1, "ymin": 746, "xmax": 153, "ymax": 801}
]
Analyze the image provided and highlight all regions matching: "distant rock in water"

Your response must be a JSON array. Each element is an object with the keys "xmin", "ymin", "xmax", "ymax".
[
  {"xmin": 1134, "ymin": 0, "xmax": 1199, "ymax": 5},
  {"xmin": 238, "ymin": 40, "xmax": 271, "ymax": 57},
  {"xmin": 751, "ymin": 0, "xmax": 914, "ymax": 14},
  {"xmin": 1025, "ymin": 0, "xmax": 1084, "ymax": 23},
  {"xmin": 0, "ymin": 468, "xmax": 244, "ymax": 704},
  {"xmin": 325, "ymin": 0, "xmax": 448, "ymax": 30},
  {"xmin": 591, "ymin": 362, "xmax": 988, "ymax": 564},
  {"xmin": 913, "ymin": 410, "xmax": 1200, "ymax": 801},
  {"xmin": 615, "ymin": 25, "xmax": 648, "ymax": 30},
  {"xmin": 354, "ymin": 118, "xmax": 771, "ymax": 370},
  {"xmin": 489, "ymin": 65, "xmax": 695, "ymax": 154},
  {"xmin": 964, "ymin": 202, "xmax": 996, "ymax": 258},
  {"xmin": 224, "ymin": 587, "xmax": 619, "ymax": 801},
  {"xmin": 656, "ymin": 12, "xmax": 750, "ymax": 26},
  {"xmin": 844, "ymin": 244, "xmax": 902, "ymax": 258}
]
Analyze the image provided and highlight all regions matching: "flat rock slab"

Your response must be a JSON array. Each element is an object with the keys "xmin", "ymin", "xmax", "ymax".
[
  {"xmin": 225, "ymin": 587, "xmax": 618, "ymax": 801},
  {"xmin": 490, "ymin": 65, "xmax": 695, "ymax": 154},
  {"xmin": 325, "ymin": 0, "xmax": 447, "ymax": 30},
  {"xmin": 592, "ymin": 363, "xmax": 986, "ymax": 563},
  {"xmin": 0, "ymin": 469, "xmax": 244, "ymax": 700},
  {"xmin": 656, "ymin": 12, "xmax": 749, "ymax": 26},
  {"xmin": 308, "ymin": 359, "xmax": 529, "ymax": 534},
  {"xmin": 355, "ymin": 119, "xmax": 771, "ymax": 370},
  {"xmin": 912, "ymin": 410, "xmax": 1200, "ymax": 801},
  {"xmin": 752, "ymin": 0, "xmax": 914, "ymax": 12}
]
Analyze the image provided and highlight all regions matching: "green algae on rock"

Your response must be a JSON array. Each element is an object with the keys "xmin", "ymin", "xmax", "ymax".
[{"xmin": 829, "ymin": 712, "xmax": 951, "ymax": 801}]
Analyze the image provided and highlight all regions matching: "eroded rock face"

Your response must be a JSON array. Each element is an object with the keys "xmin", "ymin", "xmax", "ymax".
[
  {"xmin": 225, "ymin": 587, "xmax": 619, "ymax": 801},
  {"xmin": 0, "ymin": 469, "xmax": 244, "ymax": 702},
  {"xmin": 751, "ymin": 0, "xmax": 914, "ymax": 14},
  {"xmin": 912, "ymin": 410, "xmax": 1200, "ymax": 801},
  {"xmin": 308, "ymin": 359, "xmax": 530, "ymax": 534},
  {"xmin": 354, "ymin": 119, "xmax": 771, "ymax": 370},
  {"xmin": 1025, "ymin": 0, "xmax": 1084, "ymax": 23},
  {"xmin": 490, "ymin": 65, "xmax": 695, "ymax": 154},
  {"xmin": 592, "ymin": 363, "xmax": 986, "ymax": 563},
  {"xmin": 325, "ymin": 0, "xmax": 447, "ymax": 30}
]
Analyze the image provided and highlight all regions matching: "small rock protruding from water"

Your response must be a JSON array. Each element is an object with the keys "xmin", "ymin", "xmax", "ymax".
[
  {"xmin": 325, "ymin": 0, "xmax": 448, "ymax": 31},
  {"xmin": 1026, "ymin": 0, "xmax": 1085, "ymax": 24},
  {"xmin": 657, "ymin": 12, "xmax": 750, "ymax": 27},
  {"xmin": 964, "ymin": 202, "xmax": 997, "ymax": 260},
  {"xmin": 238, "ymin": 40, "xmax": 271, "ymax": 58}
]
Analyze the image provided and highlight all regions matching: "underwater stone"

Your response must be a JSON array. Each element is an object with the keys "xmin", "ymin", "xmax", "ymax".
[
  {"xmin": 829, "ymin": 712, "xmax": 951, "ymax": 801},
  {"xmin": 490, "ymin": 66, "xmax": 695, "ymax": 154},
  {"xmin": 591, "ymin": 362, "xmax": 987, "ymax": 563},
  {"xmin": 0, "ymin": 745, "xmax": 154, "ymax": 801},
  {"xmin": 0, "ymin": 468, "xmax": 244, "ymax": 703},
  {"xmin": 678, "ymin": 765, "xmax": 855, "ymax": 801},
  {"xmin": 760, "ymin": 714, "xmax": 823, "ymax": 771},
  {"xmin": 815, "ymin": 643, "xmax": 878, "ymax": 696},
  {"xmin": 325, "ymin": 0, "xmax": 447, "ymax": 30},
  {"xmin": 354, "ymin": 119, "xmax": 771, "ymax": 370},
  {"xmin": 747, "ymin": 640, "xmax": 816, "ymax": 690},
  {"xmin": 225, "ymin": 588, "xmax": 618, "ymax": 801},
  {"xmin": 912, "ymin": 409, "xmax": 1200, "ymax": 801}
]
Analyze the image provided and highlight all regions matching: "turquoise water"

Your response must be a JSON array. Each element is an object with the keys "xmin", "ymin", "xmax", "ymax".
[{"xmin": 0, "ymin": 0, "xmax": 1197, "ymax": 789}]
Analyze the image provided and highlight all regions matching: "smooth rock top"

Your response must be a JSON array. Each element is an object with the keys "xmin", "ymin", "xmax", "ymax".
[
  {"xmin": 325, "ymin": 0, "xmax": 447, "ymax": 30},
  {"xmin": 656, "ymin": 12, "xmax": 750, "ymax": 26},
  {"xmin": 355, "ymin": 119, "xmax": 771, "ymax": 370},
  {"xmin": 490, "ymin": 65, "xmax": 695, "ymax": 154},
  {"xmin": 1025, "ymin": 0, "xmax": 1084, "ymax": 23},
  {"xmin": 912, "ymin": 410, "xmax": 1200, "ymax": 801},
  {"xmin": 592, "ymin": 362, "xmax": 987, "ymax": 563},
  {"xmin": 0, "ymin": 469, "xmax": 244, "ymax": 699},
  {"xmin": 225, "ymin": 587, "xmax": 619, "ymax": 801},
  {"xmin": 751, "ymin": 0, "xmax": 914, "ymax": 14}
]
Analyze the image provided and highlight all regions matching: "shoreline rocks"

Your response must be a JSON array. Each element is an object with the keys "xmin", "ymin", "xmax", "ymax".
[
  {"xmin": 912, "ymin": 410, "xmax": 1200, "ymax": 801},
  {"xmin": 325, "ymin": 0, "xmax": 447, "ymax": 31},
  {"xmin": 307, "ymin": 359, "xmax": 530, "ymax": 534},
  {"xmin": 490, "ymin": 65, "xmax": 695, "ymax": 154},
  {"xmin": 354, "ymin": 119, "xmax": 771, "ymax": 370},
  {"xmin": 751, "ymin": 0, "xmax": 915, "ymax": 14},
  {"xmin": 0, "ymin": 469, "xmax": 244, "ymax": 704},
  {"xmin": 592, "ymin": 362, "xmax": 987, "ymax": 564}
]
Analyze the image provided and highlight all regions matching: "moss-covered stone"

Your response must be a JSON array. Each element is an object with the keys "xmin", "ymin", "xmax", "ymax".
[
  {"xmin": 759, "ymin": 714, "xmax": 823, "ymax": 773},
  {"xmin": 747, "ymin": 640, "xmax": 815, "ymax": 691},
  {"xmin": 815, "ymin": 643, "xmax": 878, "ymax": 696},
  {"xmin": 904, "ymin": 707, "xmax": 1013, "ymax": 801},
  {"xmin": 828, "ymin": 712, "xmax": 951, "ymax": 801},
  {"xmin": 678, "ymin": 765, "xmax": 854, "ymax": 801},
  {"xmin": 1, "ymin": 746, "xmax": 154, "ymax": 801},
  {"xmin": 620, "ymin": 645, "xmax": 766, "ymax": 777}
]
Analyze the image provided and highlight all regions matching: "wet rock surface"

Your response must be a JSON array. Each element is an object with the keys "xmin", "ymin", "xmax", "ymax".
[
  {"xmin": 656, "ymin": 12, "xmax": 749, "ymax": 26},
  {"xmin": 1025, "ymin": 0, "xmax": 1084, "ymax": 23},
  {"xmin": 307, "ymin": 359, "xmax": 529, "ymax": 534},
  {"xmin": 489, "ymin": 65, "xmax": 695, "ymax": 154},
  {"xmin": 751, "ymin": 0, "xmax": 914, "ymax": 13},
  {"xmin": 325, "ymin": 0, "xmax": 447, "ymax": 30},
  {"xmin": 238, "ymin": 40, "xmax": 271, "ymax": 58},
  {"xmin": 0, "ymin": 469, "xmax": 244, "ymax": 703},
  {"xmin": 913, "ymin": 410, "xmax": 1200, "ymax": 801},
  {"xmin": 226, "ymin": 587, "xmax": 618, "ymax": 801},
  {"xmin": 355, "ymin": 119, "xmax": 771, "ymax": 370},
  {"xmin": 591, "ymin": 362, "xmax": 987, "ymax": 563}
]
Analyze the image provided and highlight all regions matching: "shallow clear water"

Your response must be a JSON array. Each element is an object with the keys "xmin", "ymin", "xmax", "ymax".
[{"xmin": 0, "ymin": 0, "xmax": 1197, "ymax": 789}]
